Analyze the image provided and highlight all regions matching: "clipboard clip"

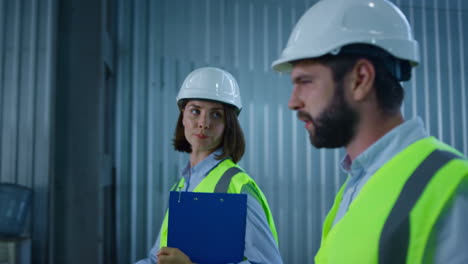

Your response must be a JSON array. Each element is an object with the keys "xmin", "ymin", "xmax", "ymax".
[{"xmin": 178, "ymin": 187, "xmax": 182, "ymax": 203}]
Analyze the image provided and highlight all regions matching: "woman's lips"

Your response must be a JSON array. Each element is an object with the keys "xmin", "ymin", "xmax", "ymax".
[{"xmin": 195, "ymin": 134, "xmax": 208, "ymax": 139}]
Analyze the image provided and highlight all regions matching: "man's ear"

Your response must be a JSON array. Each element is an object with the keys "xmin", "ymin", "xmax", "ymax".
[{"xmin": 349, "ymin": 58, "xmax": 375, "ymax": 102}]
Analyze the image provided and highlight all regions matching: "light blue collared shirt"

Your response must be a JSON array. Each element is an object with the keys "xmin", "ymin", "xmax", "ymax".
[
  {"xmin": 135, "ymin": 149, "xmax": 283, "ymax": 264},
  {"xmin": 334, "ymin": 117, "xmax": 468, "ymax": 263}
]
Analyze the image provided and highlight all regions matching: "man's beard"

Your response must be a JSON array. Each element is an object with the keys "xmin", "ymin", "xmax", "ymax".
[{"xmin": 302, "ymin": 81, "xmax": 359, "ymax": 148}]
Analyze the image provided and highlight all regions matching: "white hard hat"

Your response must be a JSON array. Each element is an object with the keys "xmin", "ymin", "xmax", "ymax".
[
  {"xmin": 272, "ymin": 0, "xmax": 419, "ymax": 73},
  {"xmin": 176, "ymin": 67, "xmax": 242, "ymax": 112}
]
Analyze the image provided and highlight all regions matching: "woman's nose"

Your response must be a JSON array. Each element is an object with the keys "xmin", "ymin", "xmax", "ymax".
[{"xmin": 198, "ymin": 115, "xmax": 209, "ymax": 129}]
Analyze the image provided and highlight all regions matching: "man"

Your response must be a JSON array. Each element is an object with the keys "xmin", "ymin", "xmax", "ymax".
[{"xmin": 271, "ymin": 0, "xmax": 468, "ymax": 263}]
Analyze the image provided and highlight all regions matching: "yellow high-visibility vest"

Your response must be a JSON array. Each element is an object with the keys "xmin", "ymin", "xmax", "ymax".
[
  {"xmin": 159, "ymin": 158, "xmax": 279, "ymax": 249},
  {"xmin": 315, "ymin": 137, "xmax": 468, "ymax": 264}
]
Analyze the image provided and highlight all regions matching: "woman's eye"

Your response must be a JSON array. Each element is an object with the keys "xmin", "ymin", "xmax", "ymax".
[
  {"xmin": 190, "ymin": 109, "xmax": 200, "ymax": 115},
  {"xmin": 212, "ymin": 112, "xmax": 223, "ymax": 119}
]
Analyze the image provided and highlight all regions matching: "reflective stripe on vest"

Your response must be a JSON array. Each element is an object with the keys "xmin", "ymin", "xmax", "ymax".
[
  {"xmin": 214, "ymin": 167, "xmax": 267, "ymax": 211},
  {"xmin": 379, "ymin": 149, "xmax": 461, "ymax": 263},
  {"xmin": 215, "ymin": 167, "xmax": 242, "ymax": 193}
]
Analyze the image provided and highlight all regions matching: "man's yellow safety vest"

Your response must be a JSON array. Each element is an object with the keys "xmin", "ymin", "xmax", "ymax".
[
  {"xmin": 159, "ymin": 158, "xmax": 279, "ymax": 249},
  {"xmin": 315, "ymin": 137, "xmax": 468, "ymax": 264}
]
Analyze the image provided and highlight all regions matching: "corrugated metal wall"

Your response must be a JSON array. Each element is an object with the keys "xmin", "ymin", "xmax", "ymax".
[
  {"xmin": 115, "ymin": 0, "xmax": 468, "ymax": 263},
  {"xmin": 0, "ymin": 0, "xmax": 56, "ymax": 263}
]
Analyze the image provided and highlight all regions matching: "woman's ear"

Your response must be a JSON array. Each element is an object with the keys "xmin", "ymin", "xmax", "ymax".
[{"xmin": 349, "ymin": 58, "xmax": 375, "ymax": 102}]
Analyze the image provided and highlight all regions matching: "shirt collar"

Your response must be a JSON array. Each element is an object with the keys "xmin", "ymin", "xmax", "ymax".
[
  {"xmin": 181, "ymin": 148, "xmax": 225, "ymax": 181},
  {"xmin": 340, "ymin": 117, "xmax": 429, "ymax": 176}
]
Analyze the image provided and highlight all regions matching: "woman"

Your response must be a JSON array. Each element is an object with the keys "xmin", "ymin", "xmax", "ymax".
[{"xmin": 136, "ymin": 67, "xmax": 282, "ymax": 264}]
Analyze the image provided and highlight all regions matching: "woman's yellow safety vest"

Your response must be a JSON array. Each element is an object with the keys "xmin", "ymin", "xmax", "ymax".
[
  {"xmin": 315, "ymin": 137, "xmax": 468, "ymax": 264},
  {"xmin": 159, "ymin": 158, "xmax": 279, "ymax": 249}
]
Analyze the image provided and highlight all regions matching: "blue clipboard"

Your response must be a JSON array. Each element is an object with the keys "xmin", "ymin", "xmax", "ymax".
[{"xmin": 167, "ymin": 191, "xmax": 247, "ymax": 264}]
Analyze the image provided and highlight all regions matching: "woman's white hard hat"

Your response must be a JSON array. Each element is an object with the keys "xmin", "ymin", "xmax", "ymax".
[{"xmin": 176, "ymin": 67, "xmax": 242, "ymax": 113}]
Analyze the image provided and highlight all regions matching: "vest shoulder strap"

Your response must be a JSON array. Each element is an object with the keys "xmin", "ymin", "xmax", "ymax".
[
  {"xmin": 379, "ymin": 149, "xmax": 462, "ymax": 263},
  {"xmin": 214, "ymin": 166, "xmax": 242, "ymax": 193}
]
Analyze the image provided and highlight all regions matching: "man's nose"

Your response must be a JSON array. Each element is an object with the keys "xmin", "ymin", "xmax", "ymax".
[{"xmin": 288, "ymin": 86, "xmax": 304, "ymax": 110}]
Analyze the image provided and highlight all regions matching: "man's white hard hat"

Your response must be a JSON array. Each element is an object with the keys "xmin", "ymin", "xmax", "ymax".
[
  {"xmin": 272, "ymin": 0, "xmax": 419, "ymax": 73},
  {"xmin": 176, "ymin": 67, "xmax": 242, "ymax": 113}
]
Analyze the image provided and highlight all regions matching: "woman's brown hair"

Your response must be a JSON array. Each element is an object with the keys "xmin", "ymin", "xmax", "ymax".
[{"xmin": 172, "ymin": 99, "xmax": 245, "ymax": 163}]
